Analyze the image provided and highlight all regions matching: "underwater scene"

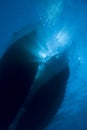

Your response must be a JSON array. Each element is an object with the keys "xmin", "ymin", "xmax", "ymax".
[{"xmin": 0, "ymin": 0, "xmax": 87, "ymax": 130}]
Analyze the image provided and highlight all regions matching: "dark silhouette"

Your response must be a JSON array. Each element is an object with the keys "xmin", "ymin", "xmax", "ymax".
[
  {"xmin": 15, "ymin": 65, "xmax": 69, "ymax": 130},
  {"xmin": 0, "ymin": 28, "xmax": 69, "ymax": 130},
  {"xmin": 0, "ymin": 31, "xmax": 39, "ymax": 130}
]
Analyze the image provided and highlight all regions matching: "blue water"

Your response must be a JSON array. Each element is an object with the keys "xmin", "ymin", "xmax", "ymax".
[{"xmin": 0, "ymin": 0, "xmax": 87, "ymax": 130}]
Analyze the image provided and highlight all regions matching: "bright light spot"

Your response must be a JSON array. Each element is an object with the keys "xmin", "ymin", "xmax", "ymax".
[
  {"xmin": 56, "ymin": 30, "xmax": 70, "ymax": 47},
  {"xmin": 38, "ymin": 29, "xmax": 71, "ymax": 63},
  {"xmin": 77, "ymin": 56, "xmax": 85, "ymax": 64},
  {"xmin": 42, "ymin": 53, "xmax": 46, "ymax": 58},
  {"xmin": 78, "ymin": 56, "xmax": 81, "ymax": 61},
  {"xmin": 39, "ymin": 52, "xmax": 47, "ymax": 59}
]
